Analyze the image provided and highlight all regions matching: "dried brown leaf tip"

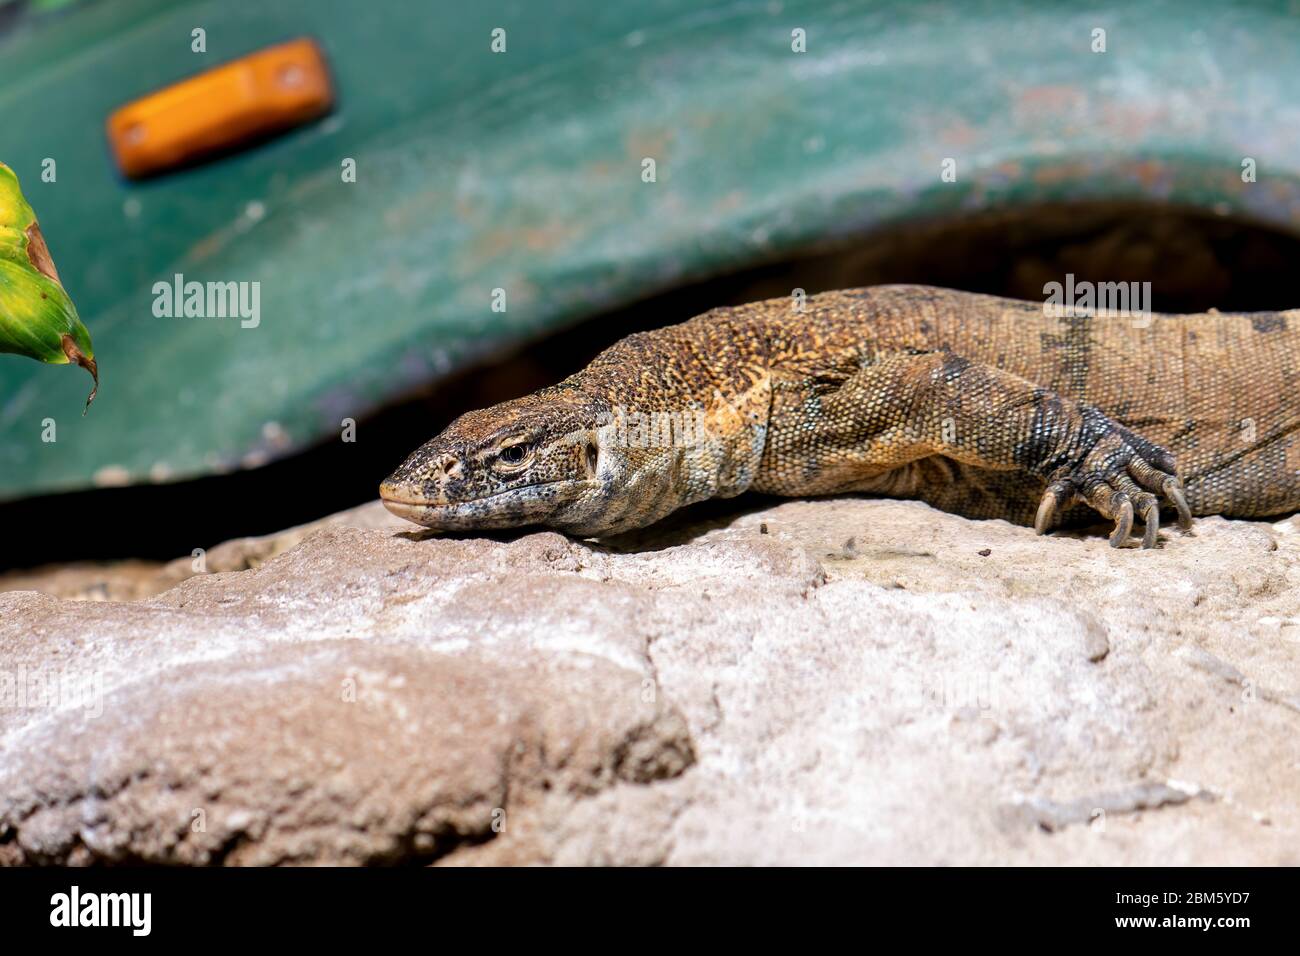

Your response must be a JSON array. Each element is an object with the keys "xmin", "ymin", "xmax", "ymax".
[{"xmin": 61, "ymin": 332, "xmax": 98, "ymax": 413}]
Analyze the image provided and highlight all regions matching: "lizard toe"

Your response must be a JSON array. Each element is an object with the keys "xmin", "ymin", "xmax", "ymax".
[
  {"xmin": 1078, "ymin": 475, "xmax": 1117, "ymax": 517},
  {"xmin": 1125, "ymin": 455, "xmax": 1192, "ymax": 533}
]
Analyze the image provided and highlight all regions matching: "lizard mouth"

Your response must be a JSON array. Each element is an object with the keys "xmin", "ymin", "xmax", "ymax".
[{"xmin": 379, "ymin": 480, "xmax": 591, "ymax": 530}]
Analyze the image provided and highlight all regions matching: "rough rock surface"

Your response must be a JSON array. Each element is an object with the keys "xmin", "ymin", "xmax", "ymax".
[{"xmin": 2, "ymin": 497, "xmax": 1297, "ymax": 865}]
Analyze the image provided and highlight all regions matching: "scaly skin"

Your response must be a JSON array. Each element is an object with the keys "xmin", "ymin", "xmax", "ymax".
[{"xmin": 381, "ymin": 285, "xmax": 1300, "ymax": 548}]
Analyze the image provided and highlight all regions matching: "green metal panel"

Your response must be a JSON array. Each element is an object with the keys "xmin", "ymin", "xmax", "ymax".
[{"xmin": 1, "ymin": 0, "xmax": 1298, "ymax": 499}]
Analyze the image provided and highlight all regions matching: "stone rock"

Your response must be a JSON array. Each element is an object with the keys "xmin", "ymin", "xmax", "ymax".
[{"xmin": 2, "ymin": 497, "xmax": 1298, "ymax": 864}]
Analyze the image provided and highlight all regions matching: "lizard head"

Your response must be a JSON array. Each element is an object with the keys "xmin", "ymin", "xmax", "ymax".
[{"xmin": 379, "ymin": 388, "xmax": 617, "ymax": 534}]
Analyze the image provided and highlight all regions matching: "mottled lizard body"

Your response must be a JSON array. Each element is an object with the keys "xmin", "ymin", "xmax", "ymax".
[{"xmin": 381, "ymin": 285, "xmax": 1300, "ymax": 547}]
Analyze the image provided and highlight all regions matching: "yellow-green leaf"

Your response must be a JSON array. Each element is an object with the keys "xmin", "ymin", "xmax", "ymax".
[{"xmin": 0, "ymin": 161, "xmax": 97, "ymax": 411}]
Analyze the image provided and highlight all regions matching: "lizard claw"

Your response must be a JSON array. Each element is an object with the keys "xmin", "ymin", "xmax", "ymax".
[
  {"xmin": 1139, "ymin": 500, "xmax": 1160, "ymax": 549},
  {"xmin": 1108, "ymin": 498, "xmax": 1134, "ymax": 548},
  {"xmin": 1163, "ymin": 477, "xmax": 1193, "ymax": 531},
  {"xmin": 1033, "ymin": 494, "xmax": 1054, "ymax": 535},
  {"xmin": 1034, "ymin": 480, "xmax": 1075, "ymax": 535}
]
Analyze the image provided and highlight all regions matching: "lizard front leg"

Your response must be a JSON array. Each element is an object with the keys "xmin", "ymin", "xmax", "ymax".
[{"xmin": 765, "ymin": 351, "xmax": 1193, "ymax": 548}]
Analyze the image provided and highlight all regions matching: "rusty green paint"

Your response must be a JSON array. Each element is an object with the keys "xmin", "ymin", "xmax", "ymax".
[{"xmin": 1, "ymin": 0, "xmax": 1299, "ymax": 499}]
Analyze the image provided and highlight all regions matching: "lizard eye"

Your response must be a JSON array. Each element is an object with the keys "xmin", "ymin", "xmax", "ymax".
[{"xmin": 496, "ymin": 442, "xmax": 532, "ymax": 467}]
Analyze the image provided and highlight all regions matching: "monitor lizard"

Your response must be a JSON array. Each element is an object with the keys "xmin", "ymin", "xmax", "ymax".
[{"xmin": 380, "ymin": 285, "xmax": 1300, "ymax": 548}]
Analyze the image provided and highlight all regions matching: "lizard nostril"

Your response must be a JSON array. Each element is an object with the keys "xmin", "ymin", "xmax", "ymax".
[{"xmin": 430, "ymin": 455, "xmax": 462, "ymax": 481}]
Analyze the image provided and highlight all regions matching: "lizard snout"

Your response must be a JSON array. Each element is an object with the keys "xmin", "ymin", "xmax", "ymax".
[
  {"xmin": 378, "ymin": 479, "xmax": 414, "ymax": 503},
  {"xmin": 379, "ymin": 450, "xmax": 467, "ymax": 508}
]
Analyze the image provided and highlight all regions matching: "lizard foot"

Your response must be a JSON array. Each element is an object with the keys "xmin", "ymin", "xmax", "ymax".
[{"xmin": 1033, "ymin": 415, "xmax": 1192, "ymax": 549}]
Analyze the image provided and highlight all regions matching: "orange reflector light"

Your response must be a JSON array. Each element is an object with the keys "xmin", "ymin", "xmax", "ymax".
[{"xmin": 106, "ymin": 38, "xmax": 334, "ymax": 179}]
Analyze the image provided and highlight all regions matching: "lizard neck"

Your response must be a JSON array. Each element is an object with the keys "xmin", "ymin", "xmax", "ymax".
[
  {"xmin": 693, "ymin": 372, "xmax": 771, "ymax": 499},
  {"xmin": 557, "ymin": 315, "xmax": 774, "ymax": 534},
  {"xmin": 615, "ymin": 373, "xmax": 770, "ymax": 503},
  {"xmin": 557, "ymin": 374, "xmax": 770, "ymax": 536}
]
